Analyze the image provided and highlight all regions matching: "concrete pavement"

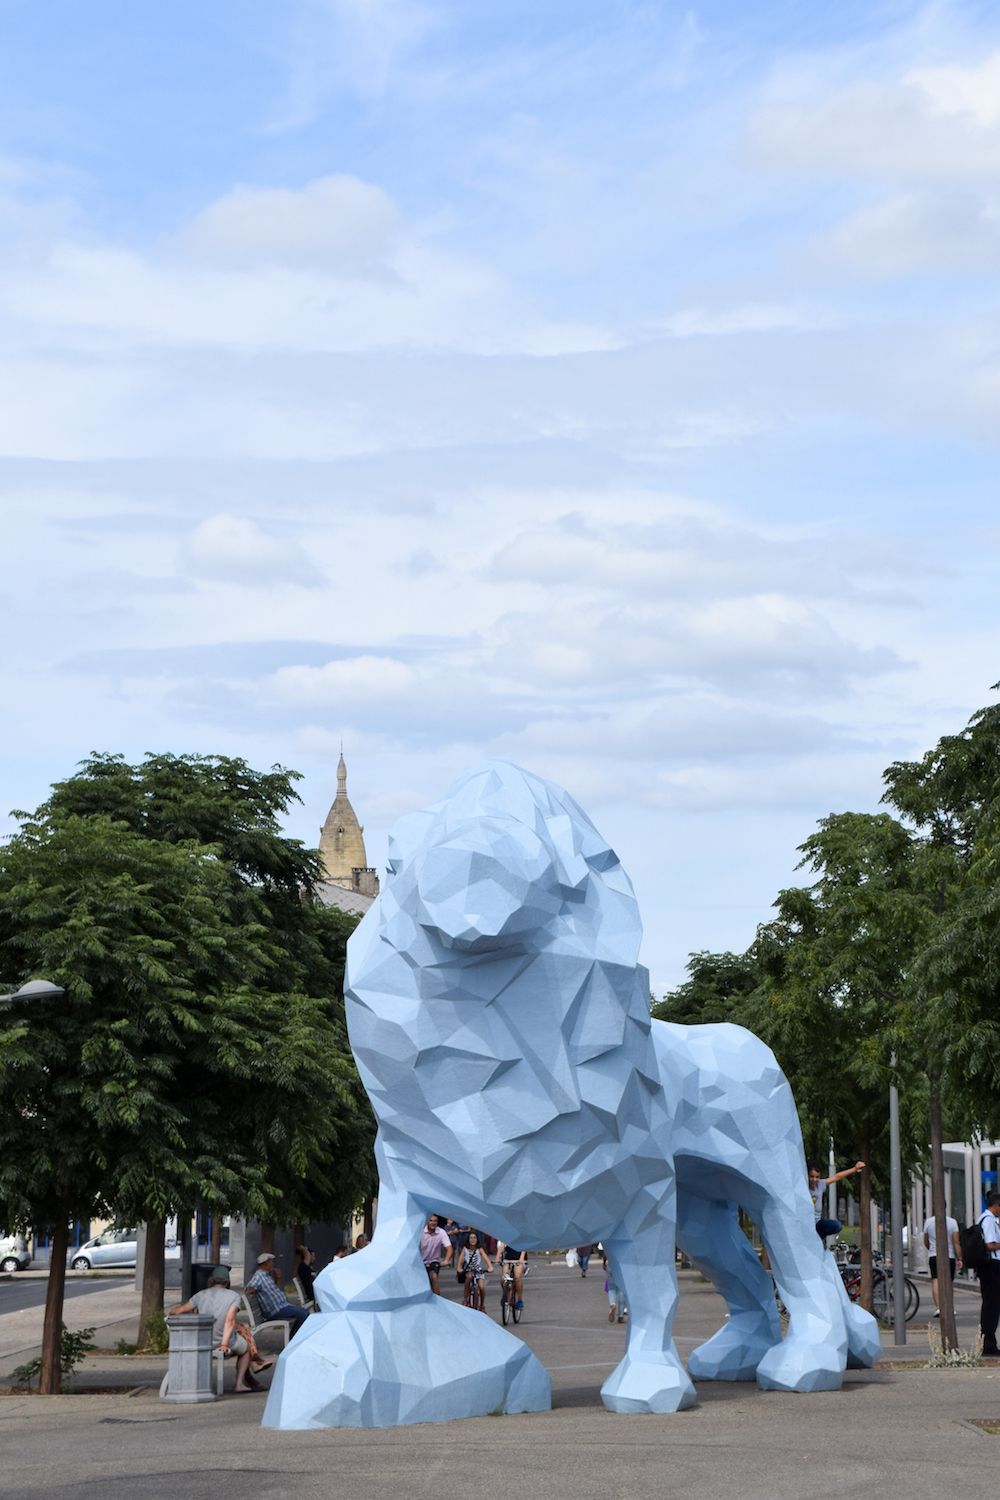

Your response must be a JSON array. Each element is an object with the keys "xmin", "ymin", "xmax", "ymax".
[{"xmin": 1, "ymin": 1260, "xmax": 1000, "ymax": 1498}]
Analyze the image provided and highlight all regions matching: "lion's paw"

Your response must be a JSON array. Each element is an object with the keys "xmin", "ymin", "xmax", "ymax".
[
  {"xmin": 754, "ymin": 1336, "xmax": 845, "ymax": 1394},
  {"xmin": 844, "ymin": 1303, "xmax": 881, "ymax": 1369},
  {"xmin": 263, "ymin": 1299, "xmax": 551, "ymax": 1429},
  {"xmin": 601, "ymin": 1353, "xmax": 697, "ymax": 1415},
  {"xmin": 687, "ymin": 1315, "xmax": 781, "ymax": 1382}
]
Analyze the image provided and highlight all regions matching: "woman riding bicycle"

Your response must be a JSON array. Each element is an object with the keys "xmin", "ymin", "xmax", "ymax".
[
  {"xmin": 458, "ymin": 1230, "xmax": 493, "ymax": 1313},
  {"xmin": 499, "ymin": 1242, "xmax": 527, "ymax": 1310}
]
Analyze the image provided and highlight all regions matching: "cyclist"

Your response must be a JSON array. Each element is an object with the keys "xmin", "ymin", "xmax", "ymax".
[
  {"xmin": 458, "ymin": 1229, "xmax": 493, "ymax": 1313},
  {"xmin": 420, "ymin": 1213, "xmax": 453, "ymax": 1295},
  {"xmin": 499, "ymin": 1241, "xmax": 527, "ymax": 1310}
]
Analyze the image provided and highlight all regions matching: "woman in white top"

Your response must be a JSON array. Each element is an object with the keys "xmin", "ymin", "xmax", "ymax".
[{"xmin": 922, "ymin": 1213, "xmax": 962, "ymax": 1316}]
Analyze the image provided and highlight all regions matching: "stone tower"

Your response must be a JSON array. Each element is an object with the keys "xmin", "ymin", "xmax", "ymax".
[{"xmin": 319, "ymin": 753, "xmax": 379, "ymax": 898}]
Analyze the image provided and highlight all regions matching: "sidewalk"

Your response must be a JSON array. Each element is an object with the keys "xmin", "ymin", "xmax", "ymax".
[{"xmin": 3, "ymin": 1265, "xmax": 1000, "ymax": 1500}]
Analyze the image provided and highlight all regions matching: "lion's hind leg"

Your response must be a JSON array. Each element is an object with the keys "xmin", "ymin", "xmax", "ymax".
[{"xmin": 676, "ymin": 1183, "xmax": 781, "ymax": 1382}]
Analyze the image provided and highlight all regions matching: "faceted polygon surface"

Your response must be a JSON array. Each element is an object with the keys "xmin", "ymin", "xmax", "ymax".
[{"xmin": 264, "ymin": 761, "xmax": 878, "ymax": 1431}]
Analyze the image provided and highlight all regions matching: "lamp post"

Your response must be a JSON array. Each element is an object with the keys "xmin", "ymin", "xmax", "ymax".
[{"xmin": 0, "ymin": 979, "xmax": 65, "ymax": 1006}]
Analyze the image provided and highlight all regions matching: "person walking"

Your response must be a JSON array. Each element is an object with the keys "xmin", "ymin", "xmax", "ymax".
[
  {"xmin": 576, "ymin": 1243, "xmax": 595, "ymax": 1277},
  {"xmin": 922, "ymin": 1211, "xmax": 962, "ymax": 1318},
  {"xmin": 978, "ymin": 1192, "xmax": 1000, "ymax": 1356},
  {"xmin": 601, "ymin": 1248, "xmax": 626, "ymax": 1323},
  {"xmin": 420, "ymin": 1213, "xmax": 453, "ymax": 1295}
]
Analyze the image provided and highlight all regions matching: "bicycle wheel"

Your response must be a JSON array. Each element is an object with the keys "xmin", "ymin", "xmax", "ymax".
[
  {"xmin": 501, "ymin": 1286, "xmax": 511, "ymax": 1325},
  {"xmin": 511, "ymin": 1295, "xmax": 521, "ymax": 1324},
  {"xmin": 871, "ymin": 1271, "xmax": 890, "ymax": 1324},
  {"xmin": 904, "ymin": 1276, "xmax": 920, "ymax": 1322}
]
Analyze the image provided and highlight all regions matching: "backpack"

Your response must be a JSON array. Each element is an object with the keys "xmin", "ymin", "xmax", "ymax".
[{"xmin": 960, "ymin": 1221, "xmax": 989, "ymax": 1272}]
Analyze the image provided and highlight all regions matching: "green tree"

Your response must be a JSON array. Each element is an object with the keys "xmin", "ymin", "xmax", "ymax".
[
  {"xmin": 652, "ymin": 950, "xmax": 758, "ymax": 1027},
  {"xmin": 882, "ymin": 694, "xmax": 1000, "ymax": 1347},
  {"xmin": 0, "ymin": 754, "xmax": 375, "ymax": 1389},
  {"xmin": 746, "ymin": 811, "xmax": 930, "ymax": 1312}
]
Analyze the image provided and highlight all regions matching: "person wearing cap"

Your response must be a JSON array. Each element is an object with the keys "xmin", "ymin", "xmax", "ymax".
[
  {"xmin": 245, "ymin": 1251, "xmax": 310, "ymax": 1336},
  {"xmin": 169, "ymin": 1265, "xmax": 267, "ymax": 1394}
]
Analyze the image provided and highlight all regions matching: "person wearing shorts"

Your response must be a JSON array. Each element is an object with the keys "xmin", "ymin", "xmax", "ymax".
[
  {"xmin": 170, "ymin": 1265, "xmax": 264, "ymax": 1393},
  {"xmin": 501, "ymin": 1242, "xmax": 527, "ymax": 1308},
  {"xmin": 420, "ymin": 1213, "xmax": 453, "ymax": 1295},
  {"xmin": 923, "ymin": 1212, "xmax": 961, "ymax": 1317}
]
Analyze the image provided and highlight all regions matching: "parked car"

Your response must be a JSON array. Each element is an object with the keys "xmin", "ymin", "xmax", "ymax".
[
  {"xmin": 0, "ymin": 1234, "xmax": 31, "ymax": 1272},
  {"xmin": 68, "ymin": 1228, "xmax": 183, "ymax": 1270},
  {"xmin": 70, "ymin": 1228, "xmax": 138, "ymax": 1270}
]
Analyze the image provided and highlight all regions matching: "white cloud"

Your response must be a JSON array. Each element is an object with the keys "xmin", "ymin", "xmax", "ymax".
[
  {"xmin": 749, "ymin": 49, "xmax": 1000, "ymax": 183},
  {"xmin": 829, "ymin": 189, "xmax": 1000, "ymax": 278},
  {"xmin": 266, "ymin": 655, "xmax": 418, "ymax": 703},
  {"xmin": 180, "ymin": 514, "xmax": 324, "ymax": 587},
  {"xmin": 907, "ymin": 52, "xmax": 1000, "ymax": 130},
  {"xmin": 175, "ymin": 175, "xmax": 400, "ymax": 271},
  {"xmin": 491, "ymin": 593, "xmax": 903, "ymax": 696},
  {"xmin": 0, "ymin": 175, "xmax": 614, "ymax": 362}
]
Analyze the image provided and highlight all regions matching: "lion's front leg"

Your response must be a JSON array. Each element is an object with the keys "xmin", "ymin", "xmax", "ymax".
[
  {"xmin": 600, "ymin": 1175, "xmax": 697, "ymax": 1415},
  {"xmin": 263, "ymin": 1141, "xmax": 551, "ymax": 1429}
]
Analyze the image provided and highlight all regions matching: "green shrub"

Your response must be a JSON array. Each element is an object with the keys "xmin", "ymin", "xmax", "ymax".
[
  {"xmin": 11, "ymin": 1325, "xmax": 96, "ymax": 1391},
  {"xmin": 140, "ymin": 1309, "xmax": 169, "ymax": 1354}
]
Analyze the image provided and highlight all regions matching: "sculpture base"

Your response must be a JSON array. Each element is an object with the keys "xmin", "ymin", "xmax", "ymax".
[{"xmin": 262, "ymin": 1298, "xmax": 552, "ymax": 1429}]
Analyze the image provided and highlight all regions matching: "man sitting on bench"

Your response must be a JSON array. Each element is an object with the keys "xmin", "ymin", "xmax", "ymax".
[{"xmin": 245, "ymin": 1252, "xmax": 310, "ymax": 1337}]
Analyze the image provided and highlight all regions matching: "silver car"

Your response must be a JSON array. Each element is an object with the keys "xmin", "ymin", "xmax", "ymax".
[
  {"xmin": 0, "ymin": 1235, "xmax": 31, "ymax": 1272},
  {"xmin": 70, "ymin": 1229, "xmax": 138, "ymax": 1270}
]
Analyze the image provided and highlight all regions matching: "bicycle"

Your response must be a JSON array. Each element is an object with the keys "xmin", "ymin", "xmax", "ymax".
[
  {"xmin": 839, "ymin": 1261, "xmax": 920, "ymax": 1324},
  {"xmin": 500, "ymin": 1261, "xmax": 528, "ymax": 1324}
]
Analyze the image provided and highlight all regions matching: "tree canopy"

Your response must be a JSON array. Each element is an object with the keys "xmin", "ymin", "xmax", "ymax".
[{"xmin": 0, "ymin": 752, "xmax": 376, "ymax": 1387}]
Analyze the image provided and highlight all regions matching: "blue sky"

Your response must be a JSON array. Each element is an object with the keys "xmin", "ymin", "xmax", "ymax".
[{"xmin": 2, "ymin": 0, "xmax": 1000, "ymax": 992}]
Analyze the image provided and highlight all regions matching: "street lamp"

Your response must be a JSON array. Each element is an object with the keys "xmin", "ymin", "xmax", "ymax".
[{"xmin": 0, "ymin": 979, "xmax": 66, "ymax": 1006}]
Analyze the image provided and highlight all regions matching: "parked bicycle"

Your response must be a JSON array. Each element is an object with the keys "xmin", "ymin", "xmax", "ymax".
[{"xmin": 838, "ymin": 1258, "xmax": 920, "ymax": 1324}]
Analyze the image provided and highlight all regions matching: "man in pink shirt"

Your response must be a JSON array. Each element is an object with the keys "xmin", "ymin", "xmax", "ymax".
[{"xmin": 420, "ymin": 1213, "xmax": 454, "ymax": 1295}]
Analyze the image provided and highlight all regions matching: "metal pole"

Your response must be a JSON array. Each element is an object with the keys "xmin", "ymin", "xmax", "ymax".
[
  {"xmin": 889, "ymin": 1055, "xmax": 906, "ymax": 1344},
  {"xmin": 828, "ymin": 1138, "xmax": 837, "ymax": 1224}
]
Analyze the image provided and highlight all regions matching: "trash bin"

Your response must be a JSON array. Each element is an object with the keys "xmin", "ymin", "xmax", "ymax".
[
  {"xmin": 163, "ymin": 1314, "xmax": 216, "ymax": 1403},
  {"xmin": 191, "ymin": 1261, "xmax": 217, "ymax": 1294}
]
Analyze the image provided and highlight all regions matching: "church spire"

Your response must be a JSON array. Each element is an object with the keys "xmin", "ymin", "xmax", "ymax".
[{"xmin": 319, "ymin": 750, "xmax": 376, "ymax": 894}]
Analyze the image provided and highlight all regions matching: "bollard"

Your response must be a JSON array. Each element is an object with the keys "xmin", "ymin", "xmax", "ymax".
[{"xmin": 163, "ymin": 1314, "xmax": 216, "ymax": 1403}]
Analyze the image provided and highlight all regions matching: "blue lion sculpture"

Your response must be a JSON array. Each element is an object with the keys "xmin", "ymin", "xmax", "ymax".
[{"xmin": 264, "ymin": 762, "xmax": 878, "ymax": 1429}]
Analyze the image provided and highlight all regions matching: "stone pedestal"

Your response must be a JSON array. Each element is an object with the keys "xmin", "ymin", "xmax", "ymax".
[{"xmin": 163, "ymin": 1314, "xmax": 216, "ymax": 1403}]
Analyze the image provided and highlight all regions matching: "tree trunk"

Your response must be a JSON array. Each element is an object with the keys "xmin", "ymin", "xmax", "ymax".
[
  {"xmin": 138, "ymin": 1218, "xmax": 166, "ymax": 1347},
  {"xmin": 40, "ymin": 1221, "xmax": 70, "ymax": 1394},
  {"xmin": 259, "ymin": 1222, "xmax": 275, "ymax": 1255},
  {"xmin": 363, "ymin": 1197, "xmax": 375, "ymax": 1240},
  {"xmin": 929, "ymin": 1063, "xmax": 958, "ymax": 1350},
  {"xmin": 859, "ymin": 1138, "xmax": 873, "ymax": 1313},
  {"xmin": 209, "ymin": 1214, "xmax": 221, "ymax": 1264}
]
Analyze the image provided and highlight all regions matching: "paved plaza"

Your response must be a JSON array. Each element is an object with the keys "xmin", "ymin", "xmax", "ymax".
[{"xmin": 1, "ymin": 1260, "xmax": 999, "ymax": 1499}]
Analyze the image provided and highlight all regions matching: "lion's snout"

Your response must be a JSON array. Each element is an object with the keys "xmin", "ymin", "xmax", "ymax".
[{"xmin": 411, "ymin": 817, "xmax": 563, "ymax": 952}]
